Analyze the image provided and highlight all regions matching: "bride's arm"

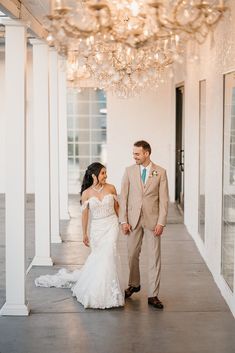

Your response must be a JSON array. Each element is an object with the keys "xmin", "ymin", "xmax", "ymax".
[
  {"xmin": 109, "ymin": 185, "xmax": 119, "ymax": 217},
  {"xmin": 81, "ymin": 191, "xmax": 90, "ymax": 247},
  {"xmin": 114, "ymin": 200, "xmax": 119, "ymax": 217}
]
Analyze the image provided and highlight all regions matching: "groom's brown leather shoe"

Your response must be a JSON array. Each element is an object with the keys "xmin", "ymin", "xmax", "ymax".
[
  {"xmin": 125, "ymin": 285, "xmax": 141, "ymax": 298},
  {"xmin": 148, "ymin": 296, "xmax": 164, "ymax": 309}
]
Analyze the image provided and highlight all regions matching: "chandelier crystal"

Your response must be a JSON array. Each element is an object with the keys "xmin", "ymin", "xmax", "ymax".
[{"xmin": 45, "ymin": 0, "xmax": 228, "ymax": 96}]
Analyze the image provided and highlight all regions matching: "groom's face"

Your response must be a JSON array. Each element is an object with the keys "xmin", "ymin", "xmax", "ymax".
[{"xmin": 133, "ymin": 146, "xmax": 149, "ymax": 165}]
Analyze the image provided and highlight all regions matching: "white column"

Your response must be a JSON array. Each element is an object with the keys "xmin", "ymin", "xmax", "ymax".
[
  {"xmin": 0, "ymin": 21, "xmax": 30, "ymax": 316},
  {"xmin": 58, "ymin": 56, "xmax": 70, "ymax": 220},
  {"xmin": 30, "ymin": 39, "xmax": 53, "ymax": 266},
  {"xmin": 49, "ymin": 48, "xmax": 62, "ymax": 243},
  {"xmin": 0, "ymin": 48, "xmax": 5, "ymax": 194}
]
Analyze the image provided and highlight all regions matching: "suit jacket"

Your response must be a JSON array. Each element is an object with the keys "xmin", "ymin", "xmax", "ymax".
[{"xmin": 119, "ymin": 162, "xmax": 169, "ymax": 231}]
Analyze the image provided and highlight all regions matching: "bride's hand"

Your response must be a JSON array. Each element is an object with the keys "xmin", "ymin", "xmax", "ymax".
[
  {"xmin": 83, "ymin": 234, "xmax": 90, "ymax": 247},
  {"xmin": 122, "ymin": 223, "xmax": 132, "ymax": 235}
]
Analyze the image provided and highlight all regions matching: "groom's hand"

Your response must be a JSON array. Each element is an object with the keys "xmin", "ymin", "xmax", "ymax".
[
  {"xmin": 154, "ymin": 224, "xmax": 164, "ymax": 236},
  {"xmin": 122, "ymin": 223, "xmax": 132, "ymax": 235}
]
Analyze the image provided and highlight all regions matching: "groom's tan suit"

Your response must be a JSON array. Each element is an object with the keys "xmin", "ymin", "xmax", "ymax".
[{"xmin": 119, "ymin": 162, "xmax": 169, "ymax": 297}]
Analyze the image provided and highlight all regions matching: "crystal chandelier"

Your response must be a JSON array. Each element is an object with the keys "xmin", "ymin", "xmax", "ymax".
[
  {"xmin": 66, "ymin": 38, "xmax": 179, "ymax": 97},
  {"xmin": 46, "ymin": 0, "xmax": 228, "ymax": 96}
]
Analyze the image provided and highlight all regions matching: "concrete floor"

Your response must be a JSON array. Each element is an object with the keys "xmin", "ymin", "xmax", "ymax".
[{"xmin": 1, "ymin": 195, "xmax": 235, "ymax": 353}]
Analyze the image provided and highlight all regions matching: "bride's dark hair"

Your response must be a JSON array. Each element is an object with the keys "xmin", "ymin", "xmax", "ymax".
[{"xmin": 80, "ymin": 162, "xmax": 105, "ymax": 197}]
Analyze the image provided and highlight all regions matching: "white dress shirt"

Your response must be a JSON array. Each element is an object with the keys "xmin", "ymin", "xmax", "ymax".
[{"xmin": 140, "ymin": 162, "xmax": 152, "ymax": 184}]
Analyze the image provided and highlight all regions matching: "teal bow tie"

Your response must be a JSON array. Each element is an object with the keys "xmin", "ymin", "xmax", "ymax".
[{"xmin": 141, "ymin": 168, "xmax": 147, "ymax": 184}]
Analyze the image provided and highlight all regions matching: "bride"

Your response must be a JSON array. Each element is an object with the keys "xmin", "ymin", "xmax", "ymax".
[{"xmin": 35, "ymin": 162, "xmax": 125, "ymax": 309}]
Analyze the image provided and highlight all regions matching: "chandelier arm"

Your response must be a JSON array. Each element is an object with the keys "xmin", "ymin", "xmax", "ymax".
[
  {"xmin": 62, "ymin": 20, "xmax": 101, "ymax": 38},
  {"xmin": 154, "ymin": 0, "xmax": 224, "ymax": 35}
]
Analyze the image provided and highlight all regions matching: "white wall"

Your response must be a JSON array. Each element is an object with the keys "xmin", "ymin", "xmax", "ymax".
[
  {"xmin": 173, "ymin": 0, "xmax": 235, "ymax": 317},
  {"xmin": 107, "ymin": 80, "xmax": 175, "ymax": 201}
]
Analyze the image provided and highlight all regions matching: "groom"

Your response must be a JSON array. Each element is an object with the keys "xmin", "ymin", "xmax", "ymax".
[{"xmin": 119, "ymin": 140, "xmax": 169, "ymax": 309}]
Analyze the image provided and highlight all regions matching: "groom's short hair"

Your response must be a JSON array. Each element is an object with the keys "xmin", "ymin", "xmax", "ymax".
[{"xmin": 134, "ymin": 140, "xmax": 151, "ymax": 155}]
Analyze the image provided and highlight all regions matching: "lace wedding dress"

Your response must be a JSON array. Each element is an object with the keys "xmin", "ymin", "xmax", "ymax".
[{"xmin": 35, "ymin": 194, "xmax": 125, "ymax": 309}]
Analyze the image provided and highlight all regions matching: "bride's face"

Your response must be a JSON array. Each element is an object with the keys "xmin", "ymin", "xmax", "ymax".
[{"xmin": 98, "ymin": 168, "xmax": 107, "ymax": 185}]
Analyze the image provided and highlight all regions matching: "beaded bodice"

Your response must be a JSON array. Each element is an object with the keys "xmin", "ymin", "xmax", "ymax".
[{"xmin": 82, "ymin": 194, "xmax": 117, "ymax": 220}]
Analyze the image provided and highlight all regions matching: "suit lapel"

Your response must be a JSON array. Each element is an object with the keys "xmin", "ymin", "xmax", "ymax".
[
  {"xmin": 134, "ymin": 165, "xmax": 144, "ymax": 193},
  {"xmin": 144, "ymin": 163, "xmax": 156, "ymax": 194}
]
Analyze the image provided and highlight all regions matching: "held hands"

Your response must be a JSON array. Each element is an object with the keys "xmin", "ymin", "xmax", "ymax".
[
  {"xmin": 83, "ymin": 234, "xmax": 90, "ymax": 247},
  {"xmin": 121, "ymin": 223, "xmax": 132, "ymax": 235},
  {"xmin": 154, "ymin": 224, "xmax": 164, "ymax": 236},
  {"xmin": 121, "ymin": 223, "xmax": 164, "ymax": 236}
]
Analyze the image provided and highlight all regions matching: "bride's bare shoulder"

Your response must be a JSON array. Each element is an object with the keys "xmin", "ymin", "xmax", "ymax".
[
  {"xmin": 105, "ymin": 183, "xmax": 117, "ymax": 194},
  {"xmin": 81, "ymin": 188, "xmax": 92, "ymax": 201}
]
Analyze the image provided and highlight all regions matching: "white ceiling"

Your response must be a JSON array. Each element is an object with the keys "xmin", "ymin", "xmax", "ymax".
[
  {"xmin": 20, "ymin": 0, "xmax": 78, "ymax": 23},
  {"xmin": 1, "ymin": 1, "xmax": 77, "ymax": 26},
  {"xmin": 21, "ymin": 0, "xmax": 49, "ymax": 23}
]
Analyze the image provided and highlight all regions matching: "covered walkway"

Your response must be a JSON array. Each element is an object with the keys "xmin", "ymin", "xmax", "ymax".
[{"xmin": 0, "ymin": 195, "xmax": 235, "ymax": 353}]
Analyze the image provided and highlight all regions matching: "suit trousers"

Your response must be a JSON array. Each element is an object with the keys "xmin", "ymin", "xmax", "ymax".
[{"xmin": 127, "ymin": 214, "xmax": 161, "ymax": 297}]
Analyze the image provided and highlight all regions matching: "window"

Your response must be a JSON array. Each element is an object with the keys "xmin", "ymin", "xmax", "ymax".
[
  {"xmin": 222, "ymin": 72, "xmax": 235, "ymax": 291},
  {"xmin": 198, "ymin": 80, "xmax": 206, "ymax": 242},
  {"xmin": 67, "ymin": 88, "xmax": 107, "ymax": 194}
]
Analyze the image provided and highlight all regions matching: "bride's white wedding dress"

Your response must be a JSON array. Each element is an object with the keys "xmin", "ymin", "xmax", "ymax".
[{"xmin": 35, "ymin": 194, "xmax": 125, "ymax": 309}]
